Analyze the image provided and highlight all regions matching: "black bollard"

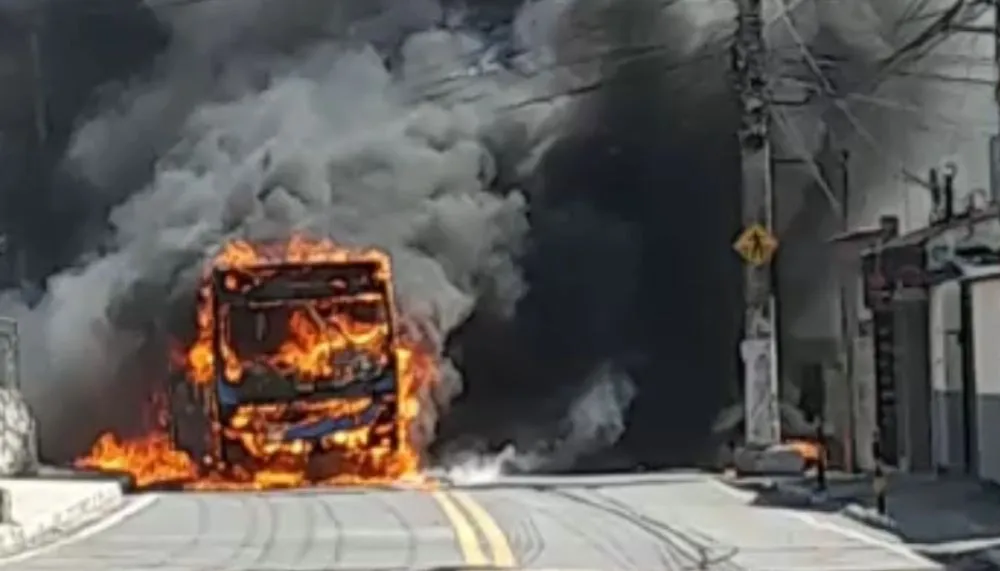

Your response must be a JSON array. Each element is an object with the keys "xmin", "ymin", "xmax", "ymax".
[
  {"xmin": 872, "ymin": 434, "xmax": 887, "ymax": 515},
  {"xmin": 874, "ymin": 462, "xmax": 887, "ymax": 515},
  {"xmin": 815, "ymin": 419, "xmax": 827, "ymax": 492},
  {"xmin": 723, "ymin": 438, "xmax": 737, "ymax": 477}
]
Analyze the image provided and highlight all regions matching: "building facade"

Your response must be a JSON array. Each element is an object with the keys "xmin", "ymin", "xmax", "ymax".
[
  {"xmin": 925, "ymin": 210, "xmax": 1000, "ymax": 482},
  {"xmin": 857, "ymin": 205, "xmax": 1000, "ymax": 483}
]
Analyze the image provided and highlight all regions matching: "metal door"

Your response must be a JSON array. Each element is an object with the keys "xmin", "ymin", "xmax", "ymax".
[{"xmin": 969, "ymin": 277, "xmax": 1000, "ymax": 483}]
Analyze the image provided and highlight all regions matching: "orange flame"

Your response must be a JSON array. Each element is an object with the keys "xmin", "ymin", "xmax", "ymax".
[
  {"xmin": 76, "ymin": 235, "xmax": 435, "ymax": 490},
  {"xmin": 785, "ymin": 439, "xmax": 823, "ymax": 464}
]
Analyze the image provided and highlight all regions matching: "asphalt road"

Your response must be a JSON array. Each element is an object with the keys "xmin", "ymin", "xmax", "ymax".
[{"xmin": 0, "ymin": 473, "xmax": 944, "ymax": 571}]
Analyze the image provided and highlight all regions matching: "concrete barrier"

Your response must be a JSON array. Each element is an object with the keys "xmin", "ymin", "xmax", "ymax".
[
  {"xmin": 0, "ymin": 388, "xmax": 38, "ymax": 478},
  {"xmin": 733, "ymin": 444, "xmax": 806, "ymax": 475},
  {"xmin": 0, "ymin": 479, "xmax": 124, "ymax": 555}
]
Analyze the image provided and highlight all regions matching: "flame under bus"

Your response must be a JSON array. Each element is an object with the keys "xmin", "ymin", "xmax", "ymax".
[{"xmin": 168, "ymin": 259, "xmax": 403, "ymax": 482}]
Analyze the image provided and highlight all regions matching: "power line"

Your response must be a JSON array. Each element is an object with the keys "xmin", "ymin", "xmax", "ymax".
[
  {"xmin": 893, "ymin": 0, "xmax": 956, "ymax": 35},
  {"xmin": 778, "ymin": 76, "xmax": 996, "ymax": 138},
  {"xmin": 13, "ymin": 0, "xmax": 736, "ymax": 112},
  {"xmin": 493, "ymin": 46, "xmax": 727, "ymax": 112},
  {"xmin": 868, "ymin": 0, "xmax": 990, "ymax": 91},
  {"xmin": 423, "ymin": 40, "xmax": 730, "ymax": 107},
  {"xmin": 847, "ymin": 92, "xmax": 996, "ymax": 136},
  {"xmin": 773, "ymin": 0, "xmax": 939, "ymax": 192},
  {"xmin": 770, "ymin": 106, "xmax": 843, "ymax": 216}
]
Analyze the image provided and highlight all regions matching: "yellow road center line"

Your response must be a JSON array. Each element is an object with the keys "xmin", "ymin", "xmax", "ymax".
[
  {"xmin": 450, "ymin": 490, "xmax": 517, "ymax": 567},
  {"xmin": 431, "ymin": 490, "xmax": 489, "ymax": 566}
]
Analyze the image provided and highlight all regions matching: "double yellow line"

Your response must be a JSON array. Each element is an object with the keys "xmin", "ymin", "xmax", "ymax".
[{"xmin": 431, "ymin": 490, "xmax": 516, "ymax": 567}]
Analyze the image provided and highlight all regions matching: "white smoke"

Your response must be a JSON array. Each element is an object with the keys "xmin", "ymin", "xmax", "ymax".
[
  {"xmin": 9, "ymin": 0, "xmax": 622, "ymax": 458},
  {"xmin": 443, "ymin": 363, "xmax": 636, "ymax": 484}
]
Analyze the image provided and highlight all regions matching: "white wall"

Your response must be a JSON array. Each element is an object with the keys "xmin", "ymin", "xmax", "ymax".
[
  {"xmin": 971, "ymin": 277, "xmax": 1000, "ymax": 483},
  {"xmin": 929, "ymin": 280, "xmax": 962, "ymax": 470}
]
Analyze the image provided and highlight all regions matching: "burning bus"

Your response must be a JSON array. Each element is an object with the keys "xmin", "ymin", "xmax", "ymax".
[{"xmin": 78, "ymin": 236, "xmax": 431, "ymax": 489}]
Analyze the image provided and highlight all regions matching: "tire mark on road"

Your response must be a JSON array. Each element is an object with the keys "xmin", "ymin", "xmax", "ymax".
[
  {"xmin": 517, "ymin": 489, "xmax": 642, "ymax": 570},
  {"xmin": 212, "ymin": 493, "xmax": 262, "ymax": 571},
  {"xmin": 249, "ymin": 493, "xmax": 279, "ymax": 568},
  {"xmin": 370, "ymin": 490, "xmax": 418, "ymax": 568},
  {"xmin": 551, "ymin": 490, "xmax": 686, "ymax": 570},
  {"xmin": 466, "ymin": 491, "xmax": 543, "ymax": 568},
  {"xmin": 148, "ymin": 494, "xmax": 211, "ymax": 570},
  {"xmin": 553, "ymin": 489, "xmax": 742, "ymax": 571},
  {"xmin": 519, "ymin": 506, "xmax": 544, "ymax": 567},
  {"xmin": 316, "ymin": 493, "xmax": 346, "ymax": 569},
  {"xmin": 497, "ymin": 493, "xmax": 544, "ymax": 567},
  {"xmin": 291, "ymin": 492, "xmax": 317, "ymax": 567}
]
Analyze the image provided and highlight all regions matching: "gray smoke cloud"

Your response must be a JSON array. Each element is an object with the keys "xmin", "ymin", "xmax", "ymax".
[
  {"xmin": 3, "ymin": 0, "xmax": 621, "ymax": 460},
  {"xmin": 5, "ymin": 0, "xmax": 951, "ymax": 468}
]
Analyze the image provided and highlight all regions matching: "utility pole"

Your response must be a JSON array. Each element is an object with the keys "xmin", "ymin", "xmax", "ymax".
[
  {"xmin": 1, "ymin": 5, "xmax": 47, "ymax": 287},
  {"xmin": 995, "ymin": 0, "xmax": 1000, "ymax": 201},
  {"xmin": 974, "ymin": 0, "xmax": 1000, "ymax": 203},
  {"xmin": 838, "ymin": 149, "xmax": 859, "ymax": 472},
  {"xmin": 731, "ymin": 0, "xmax": 781, "ymax": 448},
  {"xmin": 24, "ymin": 17, "xmax": 47, "ymax": 286}
]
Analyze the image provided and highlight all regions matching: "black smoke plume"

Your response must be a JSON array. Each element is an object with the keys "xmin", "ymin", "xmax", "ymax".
[{"xmin": 0, "ymin": 0, "xmax": 744, "ymax": 469}]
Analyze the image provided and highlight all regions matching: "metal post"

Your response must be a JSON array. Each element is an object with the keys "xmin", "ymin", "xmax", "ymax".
[
  {"xmin": 839, "ymin": 150, "xmax": 859, "ymax": 472},
  {"xmin": 990, "ymin": 0, "xmax": 1000, "ymax": 204},
  {"xmin": 22, "ymin": 14, "xmax": 47, "ymax": 286},
  {"xmin": 995, "ymin": 0, "xmax": 1000, "ymax": 136},
  {"xmin": 816, "ymin": 414, "xmax": 827, "ymax": 492},
  {"xmin": 733, "ymin": 0, "xmax": 780, "ymax": 447},
  {"xmin": 873, "ymin": 432, "xmax": 887, "ymax": 515},
  {"xmin": 943, "ymin": 163, "xmax": 957, "ymax": 221},
  {"xmin": 27, "ymin": 26, "xmax": 47, "ymax": 151}
]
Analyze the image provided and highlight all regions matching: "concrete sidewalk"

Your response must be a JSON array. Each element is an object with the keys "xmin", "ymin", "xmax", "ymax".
[
  {"xmin": 0, "ymin": 479, "xmax": 125, "ymax": 555},
  {"xmin": 748, "ymin": 472, "xmax": 1000, "ymax": 564}
]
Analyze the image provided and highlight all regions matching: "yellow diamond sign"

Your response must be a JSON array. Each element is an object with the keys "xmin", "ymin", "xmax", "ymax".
[{"xmin": 734, "ymin": 223, "xmax": 778, "ymax": 266}]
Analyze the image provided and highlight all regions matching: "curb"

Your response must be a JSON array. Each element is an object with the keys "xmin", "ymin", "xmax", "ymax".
[
  {"xmin": 768, "ymin": 479, "xmax": 1000, "ymax": 566},
  {"xmin": 839, "ymin": 503, "xmax": 899, "ymax": 533},
  {"xmin": 771, "ymin": 481, "xmax": 900, "ymax": 531},
  {"xmin": 772, "ymin": 481, "xmax": 829, "ymax": 506},
  {"xmin": 0, "ymin": 482, "xmax": 124, "ymax": 556}
]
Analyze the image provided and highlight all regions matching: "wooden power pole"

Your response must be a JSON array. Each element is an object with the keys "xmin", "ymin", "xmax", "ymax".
[
  {"xmin": 731, "ymin": 0, "xmax": 781, "ymax": 447},
  {"xmin": 992, "ymin": 0, "xmax": 1000, "ymax": 204}
]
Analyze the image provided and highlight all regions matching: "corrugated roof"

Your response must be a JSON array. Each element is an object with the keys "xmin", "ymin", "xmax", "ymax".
[{"xmin": 871, "ymin": 204, "xmax": 1000, "ymax": 253}]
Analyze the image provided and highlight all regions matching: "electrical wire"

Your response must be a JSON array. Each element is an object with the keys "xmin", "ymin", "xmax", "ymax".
[
  {"xmin": 769, "ymin": 106, "xmax": 843, "ymax": 216},
  {"xmin": 869, "ymin": 0, "xmax": 990, "ymax": 89},
  {"xmin": 890, "ymin": 68, "xmax": 993, "ymax": 84},
  {"xmin": 421, "ymin": 40, "xmax": 729, "ymax": 107},
  {"xmin": 15, "ymin": 0, "xmax": 724, "ymax": 15},
  {"xmin": 845, "ymin": 92, "xmax": 997, "ymax": 136},
  {"xmin": 494, "ymin": 45, "xmax": 728, "ymax": 112},
  {"xmin": 772, "ymin": 0, "xmax": 944, "ymax": 192},
  {"xmin": 31, "ymin": 0, "xmax": 990, "ymax": 171},
  {"xmin": 771, "ymin": 0, "xmax": 996, "ymax": 138},
  {"xmin": 15, "ymin": 0, "xmax": 735, "ymax": 113},
  {"xmin": 777, "ymin": 76, "xmax": 996, "ymax": 139},
  {"xmin": 892, "ymin": 0, "xmax": 958, "ymax": 36}
]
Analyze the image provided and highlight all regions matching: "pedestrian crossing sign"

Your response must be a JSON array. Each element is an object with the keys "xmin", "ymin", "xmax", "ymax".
[{"xmin": 734, "ymin": 224, "xmax": 778, "ymax": 266}]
